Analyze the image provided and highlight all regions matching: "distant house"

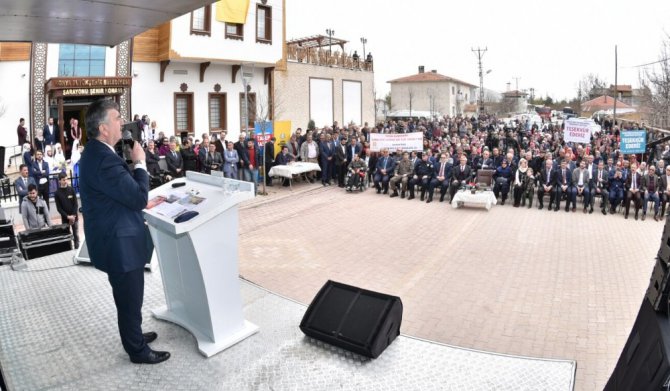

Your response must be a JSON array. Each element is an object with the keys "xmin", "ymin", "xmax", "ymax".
[
  {"xmin": 501, "ymin": 90, "xmax": 529, "ymax": 114},
  {"xmin": 388, "ymin": 66, "xmax": 477, "ymax": 117}
]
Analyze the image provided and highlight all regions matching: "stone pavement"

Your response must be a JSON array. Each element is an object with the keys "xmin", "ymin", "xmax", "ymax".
[{"xmin": 238, "ymin": 182, "xmax": 662, "ymax": 391}]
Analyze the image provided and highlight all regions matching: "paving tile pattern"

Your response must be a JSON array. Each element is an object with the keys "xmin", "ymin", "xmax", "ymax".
[{"xmin": 239, "ymin": 183, "xmax": 662, "ymax": 390}]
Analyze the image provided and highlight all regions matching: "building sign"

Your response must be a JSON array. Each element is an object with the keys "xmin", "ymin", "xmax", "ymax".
[
  {"xmin": 62, "ymin": 87, "xmax": 124, "ymax": 96},
  {"xmin": 620, "ymin": 130, "xmax": 647, "ymax": 154},
  {"xmin": 369, "ymin": 132, "xmax": 423, "ymax": 152},
  {"xmin": 50, "ymin": 77, "xmax": 132, "ymax": 88}
]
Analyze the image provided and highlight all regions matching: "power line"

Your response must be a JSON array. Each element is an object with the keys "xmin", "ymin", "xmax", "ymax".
[{"xmin": 625, "ymin": 58, "xmax": 669, "ymax": 68}]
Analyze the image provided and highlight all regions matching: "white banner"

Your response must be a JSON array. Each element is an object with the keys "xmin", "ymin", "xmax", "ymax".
[
  {"xmin": 563, "ymin": 118, "xmax": 592, "ymax": 144},
  {"xmin": 369, "ymin": 132, "xmax": 423, "ymax": 152}
]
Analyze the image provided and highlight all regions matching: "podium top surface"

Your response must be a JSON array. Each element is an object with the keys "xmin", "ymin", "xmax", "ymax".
[{"xmin": 143, "ymin": 172, "xmax": 254, "ymax": 235}]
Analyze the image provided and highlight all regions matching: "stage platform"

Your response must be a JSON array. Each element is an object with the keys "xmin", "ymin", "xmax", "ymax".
[{"xmin": 0, "ymin": 252, "xmax": 575, "ymax": 390}]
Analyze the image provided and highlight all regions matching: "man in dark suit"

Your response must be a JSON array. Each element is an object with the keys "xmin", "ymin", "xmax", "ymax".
[
  {"xmin": 448, "ymin": 155, "xmax": 472, "ymax": 202},
  {"xmin": 373, "ymin": 148, "xmax": 395, "ymax": 194},
  {"xmin": 80, "ymin": 99, "xmax": 169, "ymax": 365},
  {"xmin": 346, "ymin": 138, "xmax": 362, "ymax": 163},
  {"xmin": 554, "ymin": 159, "xmax": 572, "ymax": 212},
  {"xmin": 429, "ymin": 153, "xmax": 452, "ymax": 203},
  {"xmin": 537, "ymin": 158, "xmax": 555, "ymax": 210},
  {"xmin": 264, "ymin": 137, "xmax": 275, "ymax": 186},
  {"xmin": 624, "ymin": 162, "xmax": 643, "ymax": 220},
  {"xmin": 15, "ymin": 163, "xmax": 37, "ymax": 209},
  {"xmin": 592, "ymin": 160, "xmax": 609, "ymax": 215},
  {"xmin": 165, "ymin": 141, "xmax": 183, "ymax": 177},
  {"xmin": 319, "ymin": 134, "xmax": 334, "ymax": 186},
  {"xmin": 43, "ymin": 117, "xmax": 57, "ymax": 148},
  {"xmin": 31, "ymin": 150, "xmax": 50, "ymax": 210},
  {"xmin": 333, "ymin": 137, "xmax": 348, "ymax": 187}
]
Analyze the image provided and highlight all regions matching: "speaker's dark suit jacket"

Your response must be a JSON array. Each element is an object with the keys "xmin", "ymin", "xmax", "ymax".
[{"xmin": 80, "ymin": 139, "xmax": 149, "ymax": 274}]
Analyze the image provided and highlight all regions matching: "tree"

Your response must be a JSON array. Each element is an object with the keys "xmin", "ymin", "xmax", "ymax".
[
  {"xmin": 642, "ymin": 34, "xmax": 670, "ymax": 128},
  {"xmin": 577, "ymin": 73, "xmax": 608, "ymax": 102},
  {"xmin": 384, "ymin": 91, "xmax": 392, "ymax": 113},
  {"xmin": 407, "ymin": 87, "xmax": 415, "ymax": 118},
  {"xmin": 253, "ymin": 88, "xmax": 285, "ymax": 195}
]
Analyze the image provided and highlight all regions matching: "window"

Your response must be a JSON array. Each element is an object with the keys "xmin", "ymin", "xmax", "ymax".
[
  {"xmin": 225, "ymin": 23, "xmax": 244, "ymax": 40},
  {"xmin": 256, "ymin": 5, "xmax": 272, "ymax": 43},
  {"xmin": 174, "ymin": 93, "xmax": 194, "ymax": 134},
  {"xmin": 209, "ymin": 93, "xmax": 227, "ymax": 132},
  {"xmin": 190, "ymin": 5, "xmax": 211, "ymax": 36},
  {"xmin": 58, "ymin": 44, "xmax": 105, "ymax": 77},
  {"xmin": 239, "ymin": 92, "xmax": 256, "ymax": 131}
]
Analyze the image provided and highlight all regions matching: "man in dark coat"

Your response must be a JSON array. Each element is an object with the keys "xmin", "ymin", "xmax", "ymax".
[{"xmin": 80, "ymin": 99, "xmax": 169, "ymax": 365}]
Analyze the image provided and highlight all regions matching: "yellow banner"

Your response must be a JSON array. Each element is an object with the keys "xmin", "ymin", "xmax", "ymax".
[
  {"xmin": 215, "ymin": 0, "xmax": 250, "ymax": 24},
  {"xmin": 274, "ymin": 121, "xmax": 292, "ymax": 153}
]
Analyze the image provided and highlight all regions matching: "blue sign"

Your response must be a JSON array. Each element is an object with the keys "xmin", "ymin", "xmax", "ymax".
[{"xmin": 620, "ymin": 130, "xmax": 646, "ymax": 154}]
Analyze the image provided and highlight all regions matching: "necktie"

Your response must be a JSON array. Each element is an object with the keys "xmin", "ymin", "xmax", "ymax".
[
  {"xmin": 562, "ymin": 170, "xmax": 566, "ymax": 184},
  {"xmin": 547, "ymin": 170, "xmax": 550, "ymax": 185},
  {"xmin": 633, "ymin": 174, "xmax": 636, "ymax": 190},
  {"xmin": 598, "ymin": 171, "xmax": 602, "ymax": 182},
  {"xmin": 439, "ymin": 163, "xmax": 445, "ymax": 177},
  {"xmin": 461, "ymin": 166, "xmax": 465, "ymax": 172}
]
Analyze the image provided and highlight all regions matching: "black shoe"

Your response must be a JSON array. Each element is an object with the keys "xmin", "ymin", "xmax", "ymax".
[
  {"xmin": 266, "ymin": 183, "xmax": 274, "ymax": 187},
  {"xmin": 390, "ymin": 192, "xmax": 398, "ymax": 198},
  {"xmin": 602, "ymin": 208, "xmax": 607, "ymax": 215},
  {"xmin": 407, "ymin": 195, "xmax": 415, "ymax": 200},
  {"xmin": 642, "ymin": 214, "xmax": 646, "ymax": 221},
  {"xmin": 130, "ymin": 350, "xmax": 171, "ymax": 365},
  {"xmin": 383, "ymin": 189, "xmax": 388, "ymax": 195},
  {"xmin": 420, "ymin": 194, "xmax": 425, "ymax": 201},
  {"xmin": 500, "ymin": 199, "xmax": 505, "ymax": 205},
  {"xmin": 143, "ymin": 332, "xmax": 158, "ymax": 344},
  {"xmin": 538, "ymin": 205, "xmax": 543, "ymax": 210},
  {"xmin": 426, "ymin": 197, "xmax": 432, "ymax": 203},
  {"xmin": 625, "ymin": 214, "xmax": 629, "ymax": 219},
  {"xmin": 554, "ymin": 207, "xmax": 559, "ymax": 212},
  {"xmin": 401, "ymin": 191, "xmax": 405, "ymax": 199},
  {"xmin": 376, "ymin": 188, "xmax": 381, "ymax": 194},
  {"xmin": 635, "ymin": 212, "xmax": 639, "ymax": 221},
  {"xmin": 589, "ymin": 207, "xmax": 594, "ymax": 214},
  {"xmin": 439, "ymin": 194, "xmax": 445, "ymax": 202}
]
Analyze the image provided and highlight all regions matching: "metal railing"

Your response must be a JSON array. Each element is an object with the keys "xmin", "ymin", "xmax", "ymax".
[{"xmin": 0, "ymin": 170, "xmax": 80, "ymax": 205}]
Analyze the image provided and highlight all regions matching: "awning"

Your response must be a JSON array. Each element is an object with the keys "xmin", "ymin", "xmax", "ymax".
[
  {"xmin": 215, "ymin": 0, "xmax": 250, "ymax": 24},
  {"xmin": 0, "ymin": 0, "xmax": 217, "ymax": 46}
]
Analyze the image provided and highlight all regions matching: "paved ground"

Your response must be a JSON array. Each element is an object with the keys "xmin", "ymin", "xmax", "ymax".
[{"xmin": 238, "ymin": 181, "xmax": 662, "ymax": 391}]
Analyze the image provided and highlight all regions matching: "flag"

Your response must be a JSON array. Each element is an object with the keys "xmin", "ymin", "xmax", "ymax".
[{"xmin": 215, "ymin": 0, "xmax": 250, "ymax": 24}]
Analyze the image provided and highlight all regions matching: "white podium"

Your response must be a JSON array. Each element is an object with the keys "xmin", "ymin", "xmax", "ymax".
[{"xmin": 143, "ymin": 171, "xmax": 258, "ymax": 357}]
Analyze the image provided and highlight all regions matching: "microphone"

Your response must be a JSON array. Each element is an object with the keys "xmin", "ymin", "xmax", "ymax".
[{"xmin": 122, "ymin": 129, "xmax": 135, "ymax": 147}]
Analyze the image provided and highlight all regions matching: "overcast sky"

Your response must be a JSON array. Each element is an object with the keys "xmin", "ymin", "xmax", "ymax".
[{"xmin": 286, "ymin": 0, "xmax": 670, "ymax": 101}]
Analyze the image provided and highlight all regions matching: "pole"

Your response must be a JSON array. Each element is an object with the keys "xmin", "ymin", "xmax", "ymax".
[
  {"xmin": 471, "ymin": 47, "xmax": 487, "ymax": 115},
  {"xmin": 613, "ymin": 45, "xmax": 618, "ymax": 134}
]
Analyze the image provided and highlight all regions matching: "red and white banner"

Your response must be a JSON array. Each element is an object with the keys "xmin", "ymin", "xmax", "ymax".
[
  {"xmin": 369, "ymin": 132, "xmax": 423, "ymax": 152},
  {"xmin": 563, "ymin": 119, "xmax": 592, "ymax": 144}
]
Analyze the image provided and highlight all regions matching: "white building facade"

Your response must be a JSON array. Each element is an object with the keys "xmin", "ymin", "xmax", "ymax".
[
  {"xmin": 388, "ymin": 66, "xmax": 477, "ymax": 118},
  {"xmin": 0, "ymin": 0, "xmax": 285, "ymax": 155}
]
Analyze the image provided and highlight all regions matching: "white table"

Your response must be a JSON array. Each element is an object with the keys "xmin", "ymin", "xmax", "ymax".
[
  {"xmin": 269, "ymin": 162, "xmax": 321, "ymax": 188},
  {"xmin": 451, "ymin": 190, "xmax": 497, "ymax": 211}
]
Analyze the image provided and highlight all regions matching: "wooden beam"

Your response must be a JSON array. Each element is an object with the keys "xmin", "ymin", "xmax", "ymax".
[
  {"xmin": 199, "ymin": 61, "xmax": 211, "ymax": 83},
  {"xmin": 159, "ymin": 60, "xmax": 170, "ymax": 82},
  {"xmin": 264, "ymin": 67, "xmax": 274, "ymax": 85},
  {"xmin": 232, "ymin": 64, "xmax": 241, "ymax": 84}
]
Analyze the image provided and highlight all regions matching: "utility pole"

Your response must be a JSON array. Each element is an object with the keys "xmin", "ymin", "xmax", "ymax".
[
  {"xmin": 512, "ymin": 76, "xmax": 521, "ymax": 92},
  {"xmin": 613, "ymin": 45, "xmax": 618, "ymax": 129},
  {"xmin": 472, "ymin": 47, "xmax": 487, "ymax": 115}
]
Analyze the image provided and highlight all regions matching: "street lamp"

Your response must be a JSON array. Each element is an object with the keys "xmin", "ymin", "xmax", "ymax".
[{"xmin": 326, "ymin": 29, "xmax": 335, "ymax": 55}]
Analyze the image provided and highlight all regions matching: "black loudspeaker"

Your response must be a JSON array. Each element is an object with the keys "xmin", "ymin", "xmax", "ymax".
[
  {"xmin": 299, "ymin": 280, "xmax": 403, "ymax": 358},
  {"xmin": 604, "ymin": 300, "xmax": 670, "ymax": 390},
  {"xmin": 18, "ymin": 224, "xmax": 73, "ymax": 260},
  {"xmin": 647, "ymin": 257, "xmax": 670, "ymax": 314}
]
